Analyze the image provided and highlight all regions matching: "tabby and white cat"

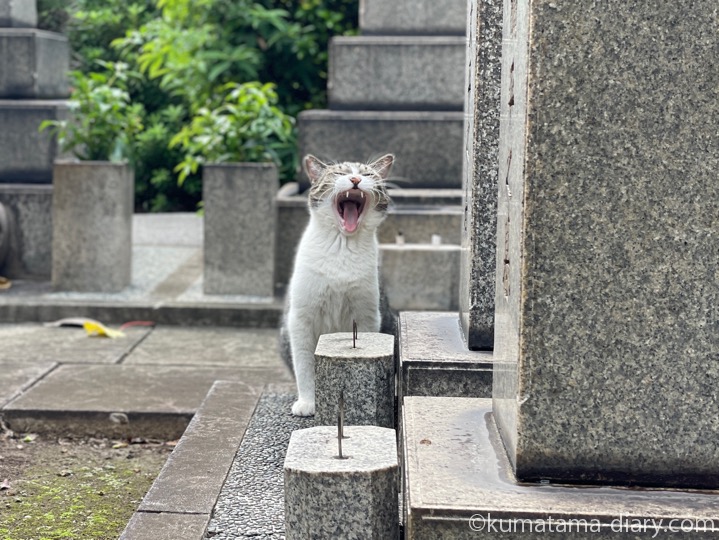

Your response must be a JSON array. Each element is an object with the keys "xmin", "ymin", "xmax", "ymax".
[{"xmin": 284, "ymin": 153, "xmax": 394, "ymax": 416}]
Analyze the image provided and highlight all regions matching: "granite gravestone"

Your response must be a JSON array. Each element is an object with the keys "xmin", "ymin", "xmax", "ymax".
[
  {"xmin": 493, "ymin": 0, "xmax": 719, "ymax": 488},
  {"xmin": 458, "ymin": 0, "xmax": 502, "ymax": 350}
]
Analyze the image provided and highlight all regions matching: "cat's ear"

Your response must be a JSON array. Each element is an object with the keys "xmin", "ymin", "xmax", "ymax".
[
  {"xmin": 303, "ymin": 155, "xmax": 327, "ymax": 184},
  {"xmin": 369, "ymin": 154, "xmax": 394, "ymax": 179}
]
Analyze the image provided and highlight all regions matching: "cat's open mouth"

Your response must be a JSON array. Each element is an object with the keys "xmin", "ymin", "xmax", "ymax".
[{"xmin": 335, "ymin": 189, "xmax": 367, "ymax": 234}]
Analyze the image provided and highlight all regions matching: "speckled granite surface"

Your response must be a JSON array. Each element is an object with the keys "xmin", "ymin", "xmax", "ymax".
[
  {"xmin": 494, "ymin": 0, "xmax": 719, "ymax": 487},
  {"xmin": 314, "ymin": 332, "xmax": 395, "ymax": 428},
  {"xmin": 284, "ymin": 426, "xmax": 398, "ymax": 540},
  {"xmin": 459, "ymin": 0, "xmax": 503, "ymax": 350}
]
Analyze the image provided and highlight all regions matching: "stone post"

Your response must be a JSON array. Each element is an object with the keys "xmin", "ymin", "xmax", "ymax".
[
  {"xmin": 315, "ymin": 332, "xmax": 395, "ymax": 428},
  {"xmin": 52, "ymin": 161, "xmax": 133, "ymax": 292},
  {"xmin": 458, "ymin": 0, "xmax": 503, "ymax": 350},
  {"xmin": 284, "ymin": 425, "xmax": 398, "ymax": 539},
  {"xmin": 493, "ymin": 0, "xmax": 719, "ymax": 488},
  {"xmin": 203, "ymin": 163, "xmax": 277, "ymax": 297}
]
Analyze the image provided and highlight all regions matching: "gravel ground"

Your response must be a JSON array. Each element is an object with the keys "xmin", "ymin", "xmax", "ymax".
[{"xmin": 205, "ymin": 392, "xmax": 312, "ymax": 539}]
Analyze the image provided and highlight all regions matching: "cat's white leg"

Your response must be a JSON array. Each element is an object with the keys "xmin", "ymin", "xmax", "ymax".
[{"xmin": 288, "ymin": 319, "xmax": 317, "ymax": 416}]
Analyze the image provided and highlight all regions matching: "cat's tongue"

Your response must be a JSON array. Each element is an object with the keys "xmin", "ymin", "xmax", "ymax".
[{"xmin": 343, "ymin": 202, "xmax": 359, "ymax": 233}]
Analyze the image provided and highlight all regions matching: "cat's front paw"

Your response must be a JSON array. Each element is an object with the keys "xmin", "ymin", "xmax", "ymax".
[{"xmin": 291, "ymin": 399, "xmax": 315, "ymax": 417}]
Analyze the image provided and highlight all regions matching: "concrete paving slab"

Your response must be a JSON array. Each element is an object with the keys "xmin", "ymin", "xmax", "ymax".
[
  {"xmin": 0, "ymin": 361, "xmax": 55, "ymax": 407},
  {"xmin": 139, "ymin": 381, "xmax": 261, "ymax": 515},
  {"xmin": 0, "ymin": 323, "xmax": 151, "ymax": 364},
  {"xmin": 2, "ymin": 364, "xmax": 291, "ymax": 438},
  {"xmin": 125, "ymin": 327, "xmax": 280, "ymax": 368},
  {"xmin": 120, "ymin": 512, "xmax": 210, "ymax": 540}
]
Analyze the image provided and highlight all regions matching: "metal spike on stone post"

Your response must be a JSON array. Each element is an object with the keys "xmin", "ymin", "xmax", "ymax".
[
  {"xmin": 314, "ymin": 332, "xmax": 395, "ymax": 428},
  {"xmin": 284, "ymin": 425, "xmax": 399, "ymax": 539}
]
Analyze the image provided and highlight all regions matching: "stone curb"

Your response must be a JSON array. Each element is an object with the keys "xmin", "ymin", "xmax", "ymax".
[
  {"xmin": 120, "ymin": 381, "xmax": 263, "ymax": 540},
  {"xmin": 0, "ymin": 300, "xmax": 283, "ymax": 327}
]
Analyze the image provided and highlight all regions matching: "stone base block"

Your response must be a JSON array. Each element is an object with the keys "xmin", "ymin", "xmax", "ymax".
[
  {"xmin": 203, "ymin": 163, "xmax": 277, "ymax": 297},
  {"xmin": 398, "ymin": 312, "xmax": 492, "ymax": 399},
  {"xmin": 403, "ymin": 397, "xmax": 719, "ymax": 539},
  {"xmin": 52, "ymin": 160, "xmax": 133, "ymax": 293},
  {"xmin": 284, "ymin": 425, "xmax": 399, "ymax": 539},
  {"xmin": 314, "ymin": 332, "xmax": 395, "ymax": 428},
  {"xmin": 379, "ymin": 204, "xmax": 461, "ymax": 244},
  {"xmin": 0, "ymin": 183, "xmax": 52, "ymax": 279},
  {"xmin": 381, "ymin": 243, "xmax": 460, "ymax": 311},
  {"xmin": 0, "ymin": 29, "xmax": 69, "ymax": 98},
  {"xmin": 298, "ymin": 109, "xmax": 464, "ymax": 191},
  {"xmin": 0, "ymin": 0, "xmax": 37, "ymax": 27},
  {"xmin": 0, "ymin": 99, "xmax": 67, "ymax": 183},
  {"xmin": 329, "ymin": 36, "xmax": 465, "ymax": 110},
  {"xmin": 359, "ymin": 0, "xmax": 467, "ymax": 35},
  {"xmin": 276, "ymin": 184, "xmax": 463, "ymax": 288}
]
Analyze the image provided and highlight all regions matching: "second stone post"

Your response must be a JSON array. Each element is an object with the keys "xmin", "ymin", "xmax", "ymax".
[
  {"xmin": 203, "ymin": 162, "xmax": 277, "ymax": 297},
  {"xmin": 314, "ymin": 332, "xmax": 395, "ymax": 428}
]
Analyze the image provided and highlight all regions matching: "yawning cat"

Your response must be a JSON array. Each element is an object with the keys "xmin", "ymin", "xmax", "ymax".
[{"xmin": 284, "ymin": 153, "xmax": 394, "ymax": 416}]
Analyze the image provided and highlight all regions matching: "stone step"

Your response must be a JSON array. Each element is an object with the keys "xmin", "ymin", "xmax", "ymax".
[
  {"xmin": 0, "ymin": 0, "xmax": 37, "ymax": 28},
  {"xmin": 381, "ymin": 244, "xmax": 461, "ymax": 312},
  {"xmin": 402, "ymin": 396, "xmax": 719, "ymax": 539},
  {"xmin": 398, "ymin": 311, "xmax": 492, "ymax": 398},
  {"xmin": 121, "ymin": 381, "xmax": 275, "ymax": 540},
  {"xmin": 328, "ymin": 36, "xmax": 465, "ymax": 111},
  {"xmin": 0, "ymin": 99, "xmax": 68, "ymax": 183},
  {"xmin": 297, "ymin": 109, "xmax": 464, "ymax": 191},
  {"xmin": 0, "ymin": 183, "xmax": 52, "ymax": 279},
  {"xmin": 359, "ymin": 0, "xmax": 466, "ymax": 35},
  {"xmin": 378, "ymin": 204, "xmax": 461, "ymax": 244},
  {"xmin": 0, "ymin": 29, "xmax": 69, "ymax": 98},
  {"xmin": 275, "ymin": 183, "xmax": 463, "ymax": 287}
]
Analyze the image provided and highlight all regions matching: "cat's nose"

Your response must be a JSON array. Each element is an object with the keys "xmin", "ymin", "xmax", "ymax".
[{"xmin": 350, "ymin": 177, "xmax": 361, "ymax": 187}]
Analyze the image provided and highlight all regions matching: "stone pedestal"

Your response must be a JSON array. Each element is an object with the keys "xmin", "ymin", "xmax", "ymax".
[
  {"xmin": 458, "ymin": 0, "xmax": 502, "ymax": 350},
  {"xmin": 284, "ymin": 425, "xmax": 398, "ymax": 539},
  {"xmin": 314, "ymin": 332, "xmax": 395, "ymax": 428},
  {"xmin": 52, "ymin": 161, "xmax": 133, "ymax": 292},
  {"xmin": 0, "ymin": 29, "xmax": 69, "ymax": 98},
  {"xmin": 0, "ymin": 0, "xmax": 37, "ymax": 27},
  {"xmin": 493, "ymin": 0, "xmax": 719, "ymax": 488},
  {"xmin": 0, "ymin": 184, "xmax": 52, "ymax": 279},
  {"xmin": 203, "ymin": 163, "xmax": 277, "ymax": 297},
  {"xmin": 360, "ymin": 0, "xmax": 466, "ymax": 35}
]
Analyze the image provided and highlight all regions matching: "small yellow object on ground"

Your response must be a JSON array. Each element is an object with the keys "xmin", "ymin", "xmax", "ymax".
[
  {"xmin": 83, "ymin": 320, "xmax": 126, "ymax": 339},
  {"xmin": 0, "ymin": 276, "xmax": 11, "ymax": 290}
]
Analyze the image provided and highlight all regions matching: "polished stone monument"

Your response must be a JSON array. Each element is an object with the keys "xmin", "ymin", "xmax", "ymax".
[{"xmin": 493, "ymin": 0, "xmax": 719, "ymax": 488}]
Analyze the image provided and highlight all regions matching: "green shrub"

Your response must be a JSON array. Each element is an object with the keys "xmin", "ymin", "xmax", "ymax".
[
  {"xmin": 170, "ymin": 82, "xmax": 295, "ymax": 184},
  {"xmin": 37, "ymin": 0, "xmax": 358, "ymax": 211},
  {"xmin": 40, "ymin": 62, "xmax": 144, "ymax": 162}
]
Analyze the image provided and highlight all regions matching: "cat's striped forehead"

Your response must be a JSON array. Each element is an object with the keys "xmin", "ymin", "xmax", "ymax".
[{"xmin": 313, "ymin": 161, "xmax": 384, "ymax": 184}]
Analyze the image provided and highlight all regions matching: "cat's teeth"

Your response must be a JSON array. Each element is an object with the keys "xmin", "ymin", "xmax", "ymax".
[
  {"xmin": 360, "ymin": 192, "xmax": 364, "ymax": 199},
  {"xmin": 346, "ymin": 192, "xmax": 349, "ymax": 199}
]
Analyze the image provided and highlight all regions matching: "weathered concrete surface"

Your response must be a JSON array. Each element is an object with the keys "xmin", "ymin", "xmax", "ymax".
[
  {"xmin": 124, "ymin": 327, "xmax": 279, "ymax": 367},
  {"xmin": 0, "ymin": 361, "xmax": 55, "ymax": 407},
  {"xmin": 52, "ymin": 160, "xmax": 134, "ymax": 293},
  {"xmin": 121, "ymin": 512, "xmax": 210, "ymax": 540},
  {"xmin": 0, "ymin": 0, "xmax": 37, "ymax": 27},
  {"xmin": 0, "ymin": 184, "xmax": 53, "ymax": 279},
  {"xmin": 0, "ymin": 324, "xmax": 151, "ymax": 364},
  {"xmin": 297, "ymin": 110, "xmax": 464, "ymax": 191},
  {"xmin": 203, "ymin": 163, "xmax": 277, "ymax": 297},
  {"xmin": 138, "ymin": 381, "xmax": 261, "ymax": 515},
  {"xmin": 2, "ymin": 363, "xmax": 290, "ymax": 438},
  {"xmin": 329, "ymin": 36, "xmax": 465, "ymax": 110},
  {"xmin": 359, "ymin": 0, "xmax": 466, "ymax": 35},
  {"xmin": 0, "ymin": 29, "xmax": 69, "ymax": 98}
]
